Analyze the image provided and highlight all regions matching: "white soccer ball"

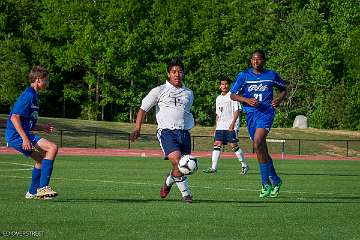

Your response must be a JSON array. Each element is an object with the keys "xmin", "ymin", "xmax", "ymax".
[{"xmin": 178, "ymin": 154, "xmax": 199, "ymax": 175}]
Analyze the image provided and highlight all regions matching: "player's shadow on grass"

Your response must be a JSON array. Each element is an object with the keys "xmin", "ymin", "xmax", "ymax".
[
  {"xmin": 311, "ymin": 196, "xmax": 360, "ymax": 200},
  {"xmin": 54, "ymin": 198, "xmax": 360, "ymax": 204},
  {"xmin": 280, "ymin": 172, "xmax": 360, "ymax": 177}
]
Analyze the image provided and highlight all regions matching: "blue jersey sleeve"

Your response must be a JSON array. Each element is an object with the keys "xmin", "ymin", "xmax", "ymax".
[
  {"xmin": 274, "ymin": 72, "xmax": 286, "ymax": 91},
  {"xmin": 230, "ymin": 72, "xmax": 245, "ymax": 94},
  {"xmin": 12, "ymin": 92, "xmax": 32, "ymax": 117}
]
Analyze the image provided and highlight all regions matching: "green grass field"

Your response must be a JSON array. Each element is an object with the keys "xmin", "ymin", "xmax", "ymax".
[{"xmin": 0, "ymin": 154, "xmax": 359, "ymax": 239}]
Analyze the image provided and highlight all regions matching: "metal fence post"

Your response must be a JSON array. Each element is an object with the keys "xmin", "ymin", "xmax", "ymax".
[
  {"xmin": 298, "ymin": 139, "xmax": 301, "ymax": 155},
  {"xmin": 94, "ymin": 131, "xmax": 97, "ymax": 149},
  {"xmin": 60, "ymin": 130, "xmax": 63, "ymax": 148},
  {"xmin": 128, "ymin": 133, "xmax": 131, "ymax": 149},
  {"xmin": 346, "ymin": 140, "xmax": 349, "ymax": 157},
  {"xmin": 192, "ymin": 136, "xmax": 195, "ymax": 151}
]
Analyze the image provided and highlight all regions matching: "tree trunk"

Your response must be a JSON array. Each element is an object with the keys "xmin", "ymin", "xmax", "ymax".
[
  {"xmin": 130, "ymin": 78, "xmax": 134, "ymax": 122},
  {"xmin": 88, "ymin": 84, "xmax": 92, "ymax": 120},
  {"xmin": 102, "ymin": 105, "xmax": 104, "ymax": 121},
  {"xmin": 96, "ymin": 77, "xmax": 99, "ymax": 120}
]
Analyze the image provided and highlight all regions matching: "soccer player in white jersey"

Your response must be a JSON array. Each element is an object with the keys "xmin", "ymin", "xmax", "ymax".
[
  {"xmin": 203, "ymin": 77, "xmax": 249, "ymax": 174},
  {"xmin": 130, "ymin": 58, "xmax": 195, "ymax": 203}
]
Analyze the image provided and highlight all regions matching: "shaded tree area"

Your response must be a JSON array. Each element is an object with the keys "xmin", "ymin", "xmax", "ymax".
[{"xmin": 0, "ymin": 0, "xmax": 359, "ymax": 129}]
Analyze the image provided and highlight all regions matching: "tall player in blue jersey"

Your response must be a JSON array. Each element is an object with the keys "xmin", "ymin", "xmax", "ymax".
[
  {"xmin": 230, "ymin": 50, "xmax": 287, "ymax": 198},
  {"xmin": 5, "ymin": 66, "xmax": 58, "ymax": 199}
]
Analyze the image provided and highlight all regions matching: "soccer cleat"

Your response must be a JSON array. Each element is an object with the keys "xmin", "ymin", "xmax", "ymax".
[
  {"xmin": 25, "ymin": 192, "xmax": 36, "ymax": 199},
  {"xmin": 270, "ymin": 179, "xmax": 282, "ymax": 198},
  {"xmin": 259, "ymin": 184, "xmax": 272, "ymax": 198},
  {"xmin": 36, "ymin": 186, "xmax": 58, "ymax": 199},
  {"xmin": 182, "ymin": 195, "xmax": 193, "ymax": 204},
  {"xmin": 160, "ymin": 184, "xmax": 172, "ymax": 199},
  {"xmin": 202, "ymin": 167, "xmax": 216, "ymax": 173},
  {"xmin": 27, "ymin": 191, "xmax": 53, "ymax": 200},
  {"xmin": 241, "ymin": 165, "xmax": 250, "ymax": 175}
]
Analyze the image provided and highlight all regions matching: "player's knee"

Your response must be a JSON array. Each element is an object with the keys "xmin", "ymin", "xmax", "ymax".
[
  {"xmin": 34, "ymin": 161, "xmax": 42, "ymax": 169},
  {"xmin": 213, "ymin": 145, "xmax": 221, "ymax": 151},
  {"xmin": 232, "ymin": 145, "xmax": 240, "ymax": 152},
  {"xmin": 253, "ymin": 139, "xmax": 265, "ymax": 152},
  {"xmin": 172, "ymin": 168, "xmax": 183, "ymax": 177},
  {"xmin": 253, "ymin": 141, "xmax": 260, "ymax": 151},
  {"xmin": 49, "ymin": 142, "xmax": 58, "ymax": 155}
]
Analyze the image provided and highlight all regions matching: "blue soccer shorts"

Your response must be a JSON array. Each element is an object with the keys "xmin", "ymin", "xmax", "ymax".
[
  {"xmin": 214, "ymin": 130, "xmax": 239, "ymax": 145},
  {"xmin": 245, "ymin": 109, "xmax": 275, "ymax": 140},
  {"xmin": 6, "ymin": 133, "xmax": 41, "ymax": 157},
  {"xmin": 157, "ymin": 129, "xmax": 191, "ymax": 157}
]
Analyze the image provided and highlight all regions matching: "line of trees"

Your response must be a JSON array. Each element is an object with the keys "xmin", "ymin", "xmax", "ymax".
[{"xmin": 1, "ymin": 0, "xmax": 359, "ymax": 129}]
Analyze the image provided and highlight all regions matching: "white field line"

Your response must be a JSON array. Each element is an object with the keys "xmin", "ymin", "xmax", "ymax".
[
  {"xmin": 0, "ymin": 162, "xmax": 33, "ymax": 167},
  {"xmin": 0, "ymin": 169, "xmax": 32, "ymax": 172},
  {"xmin": 0, "ymin": 162, "xmax": 33, "ymax": 172},
  {"xmin": 0, "ymin": 174, "xmax": 358, "ymax": 198}
]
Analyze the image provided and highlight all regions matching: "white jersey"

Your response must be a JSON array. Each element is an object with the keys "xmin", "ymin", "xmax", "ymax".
[
  {"xmin": 140, "ymin": 81, "xmax": 195, "ymax": 130},
  {"xmin": 215, "ymin": 92, "xmax": 241, "ymax": 130}
]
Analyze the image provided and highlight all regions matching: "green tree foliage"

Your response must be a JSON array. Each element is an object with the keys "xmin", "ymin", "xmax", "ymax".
[{"xmin": 0, "ymin": 0, "xmax": 359, "ymax": 129}]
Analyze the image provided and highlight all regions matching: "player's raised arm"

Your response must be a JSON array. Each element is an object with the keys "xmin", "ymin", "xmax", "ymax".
[
  {"xmin": 130, "ymin": 86, "xmax": 159, "ymax": 142},
  {"xmin": 32, "ymin": 122, "xmax": 55, "ymax": 134},
  {"xmin": 230, "ymin": 93, "xmax": 259, "ymax": 107},
  {"xmin": 272, "ymin": 88, "xmax": 287, "ymax": 108}
]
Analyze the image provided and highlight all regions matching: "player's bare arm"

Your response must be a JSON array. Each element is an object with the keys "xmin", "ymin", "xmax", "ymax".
[
  {"xmin": 230, "ymin": 93, "xmax": 259, "ymax": 107},
  {"xmin": 229, "ymin": 110, "xmax": 239, "ymax": 131},
  {"xmin": 130, "ymin": 108, "xmax": 147, "ymax": 141},
  {"xmin": 10, "ymin": 114, "xmax": 32, "ymax": 151},
  {"xmin": 271, "ymin": 89, "xmax": 287, "ymax": 108},
  {"xmin": 211, "ymin": 115, "xmax": 219, "ymax": 136},
  {"xmin": 32, "ymin": 123, "xmax": 55, "ymax": 134}
]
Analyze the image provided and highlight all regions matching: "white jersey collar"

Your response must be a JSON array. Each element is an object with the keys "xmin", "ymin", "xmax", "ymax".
[
  {"xmin": 220, "ymin": 91, "xmax": 230, "ymax": 97},
  {"xmin": 166, "ymin": 80, "xmax": 185, "ymax": 89}
]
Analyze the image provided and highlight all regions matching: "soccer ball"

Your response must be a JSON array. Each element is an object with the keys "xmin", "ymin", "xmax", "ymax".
[{"xmin": 178, "ymin": 154, "xmax": 199, "ymax": 175}]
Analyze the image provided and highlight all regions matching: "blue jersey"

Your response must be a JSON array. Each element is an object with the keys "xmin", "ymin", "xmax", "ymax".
[
  {"xmin": 230, "ymin": 68, "xmax": 286, "ymax": 113},
  {"xmin": 5, "ymin": 87, "xmax": 39, "ymax": 141}
]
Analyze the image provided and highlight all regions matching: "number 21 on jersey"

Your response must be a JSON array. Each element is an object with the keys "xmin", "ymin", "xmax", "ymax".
[{"xmin": 254, "ymin": 93, "xmax": 263, "ymax": 102}]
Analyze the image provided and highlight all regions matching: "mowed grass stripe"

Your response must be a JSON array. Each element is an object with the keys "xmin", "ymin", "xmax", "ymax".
[
  {"xmin": 0, "ymin": 155, "xmax": 359, "ymax": 240},
  {"xmin": 1, "ymin": 174, "xmax": 359, "ymax": 198}
]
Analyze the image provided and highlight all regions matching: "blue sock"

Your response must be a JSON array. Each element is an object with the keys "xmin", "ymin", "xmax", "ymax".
[
  {"xmin": 39, "ymin": 159, "xmax": 54, "ymax": 188},
  {"xmin": 268, "ymin": 158, "xmax": 281, "ymax": 185},
  {"xmin": 259, "ymin": 163, "xmax": 270, "ymax": 186},
  {"xmin": 29, "ymin": 167, "xmax": 41, "ymax": 194}
]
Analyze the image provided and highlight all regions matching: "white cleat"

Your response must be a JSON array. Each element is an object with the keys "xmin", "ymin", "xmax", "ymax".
[
  {"xmin": 25, "ymin": 192, "xmax": 36, "ymax": 199},
  {"xmin": 36, "ymin": 186, "xmax": 58, "ymax": 199},
  {"xmin": 241, "ymin": 165, "xmax": 250, "ymax": 175}
]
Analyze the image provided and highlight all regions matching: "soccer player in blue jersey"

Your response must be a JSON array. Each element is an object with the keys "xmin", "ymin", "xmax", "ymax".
[
  {"xmin": 130, "ymin": 58, "xmax": 195, "ymax": 203},
  {"xmin": 230, "ymin": 50, "xmax": 287, "ymax": 198},
  {"xmin": 5, "ymin": 66, "xmax": 59, "ymax": 199}
]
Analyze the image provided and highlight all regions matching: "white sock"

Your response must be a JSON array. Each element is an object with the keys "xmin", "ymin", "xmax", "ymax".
[
  {"xmin": 233, "ymin": 146, "xmax": 247, "ymax": 166},
  {"xmin": 165, "ymin": 173, "xmax": 175, "ymax": 186},
  {"xmin": 174, "ymin": 176, "xmax": 191, "ymax": 197},
  {"xmin": 211, "ymin": 146, "xmax": 221, "ymax": 170}
]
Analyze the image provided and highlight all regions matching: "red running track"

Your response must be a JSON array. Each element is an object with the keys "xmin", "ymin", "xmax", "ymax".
[{"xmin": 0, "ymin": 146, "xmax": 359, "ymax": 161}]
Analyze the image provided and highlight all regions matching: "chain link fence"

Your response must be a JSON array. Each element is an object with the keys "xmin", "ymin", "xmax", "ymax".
[{"xmin": 1, "ymin": 128, "xmax": 359, "ymax": 157}]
